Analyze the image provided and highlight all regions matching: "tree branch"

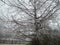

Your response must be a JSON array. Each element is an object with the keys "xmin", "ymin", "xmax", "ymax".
[
  {"xmin": 37, "ymin": 0, "xmax": 54, "ymax": 19},
  {"xmin": 1, "ymin": 0, "xmax": 34, "ymax": 18},
  {"xmin": 13, "ymin": 25, "xmax": 33, "ymax": 39},
  {"xmin": 17, "ymin": 0, "xmax": 34, "ymax": 15}
]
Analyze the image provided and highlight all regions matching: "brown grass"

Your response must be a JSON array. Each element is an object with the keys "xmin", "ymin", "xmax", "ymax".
[{"xmin": 0, "ymin": 44, "xmax": 25, "ymax": 45}]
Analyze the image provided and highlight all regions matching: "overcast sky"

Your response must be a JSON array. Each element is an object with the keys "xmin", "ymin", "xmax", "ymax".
[{"xmin": 0, "ymin": 0, "xmax": 60, "ymax": 31}]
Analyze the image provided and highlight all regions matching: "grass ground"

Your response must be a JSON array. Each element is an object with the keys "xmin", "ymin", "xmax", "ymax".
[{"xmin": 0, "ymin": 44, "xmax": 25, "ymax": 45}]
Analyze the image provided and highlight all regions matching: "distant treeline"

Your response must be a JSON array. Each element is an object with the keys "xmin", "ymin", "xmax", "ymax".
[
  {"xmin": 27, "ymin": 34, "xmax": 60, "ymax": 45},
  {"xmin": 0, "ymin": 39, "xmax": 28, "ymax": 44}
]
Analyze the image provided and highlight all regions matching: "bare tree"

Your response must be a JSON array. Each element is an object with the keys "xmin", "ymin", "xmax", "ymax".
[{"xmin": 0, "ymin": 0, "xmax": 60, "ymax": 42}]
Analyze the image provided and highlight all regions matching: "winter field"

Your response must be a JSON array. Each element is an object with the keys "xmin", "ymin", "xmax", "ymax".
[{"xmin": 0, "ymin": 44, "xmax": 25, "ymax": 45}]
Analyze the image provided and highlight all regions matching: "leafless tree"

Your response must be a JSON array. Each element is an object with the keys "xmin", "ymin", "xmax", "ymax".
[{"xmin": 0, "ymin": 0, "xmax": 60, "ymax": 41}]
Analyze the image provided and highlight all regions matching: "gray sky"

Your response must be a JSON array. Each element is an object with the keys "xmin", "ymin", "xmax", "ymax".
[{"xmin": 0, "ymin": 0, "xmax": 60, "ymax": 31}]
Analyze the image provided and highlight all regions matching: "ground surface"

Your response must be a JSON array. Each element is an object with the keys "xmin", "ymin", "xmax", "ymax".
[{"xmin": 0, "ymin": 44, "xmax": 25, "ymax": 45}]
